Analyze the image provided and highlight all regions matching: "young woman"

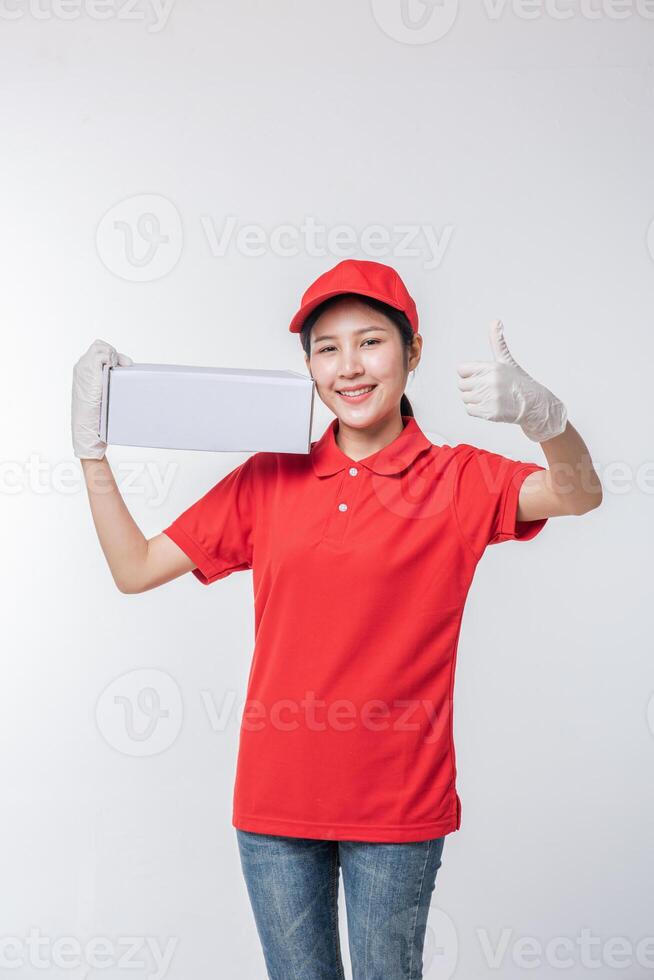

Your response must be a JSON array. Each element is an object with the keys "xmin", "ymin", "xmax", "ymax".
[{"xmin": 72, "ymin": 259, "xmax": 602, "ymax": 980}]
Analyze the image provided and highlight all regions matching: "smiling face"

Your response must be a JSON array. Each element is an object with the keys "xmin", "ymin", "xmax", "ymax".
[{"xmin": 304, "ymin": 296, "xmax": 422, "ymax": 428}]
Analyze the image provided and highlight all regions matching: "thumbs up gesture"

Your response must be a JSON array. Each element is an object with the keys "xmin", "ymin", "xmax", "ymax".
[{"xmin": 456, "ymin": 319, "xmax": 568, "ymax": 442}]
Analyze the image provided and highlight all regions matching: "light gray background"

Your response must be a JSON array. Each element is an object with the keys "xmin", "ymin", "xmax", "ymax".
[{"xmin": 1, "ymin": 1, "xmax": 652, "ymax": 977}]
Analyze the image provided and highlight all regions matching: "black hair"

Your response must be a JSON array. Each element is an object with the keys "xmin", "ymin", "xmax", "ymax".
[{"xmin": 299, "ymin": 292, "xmax": 417, "ymax": 418}]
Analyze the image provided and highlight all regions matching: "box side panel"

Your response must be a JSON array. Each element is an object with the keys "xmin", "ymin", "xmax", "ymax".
[
  {"xmin": 99, "ymin": 363, "xmax": 110, "ymax": 443},
  {"xmin": 104, "ymin": 371, "xmax": 314, "ymax": 453}
]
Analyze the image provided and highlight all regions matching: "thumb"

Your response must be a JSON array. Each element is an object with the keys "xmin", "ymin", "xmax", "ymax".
[
  {"xmin": 116, "ymin": 353, "xmax": 133, "ymax": 366},
  {"xmin": 489, "ymin": 319, "xmax": 520, "ymax": 368}
]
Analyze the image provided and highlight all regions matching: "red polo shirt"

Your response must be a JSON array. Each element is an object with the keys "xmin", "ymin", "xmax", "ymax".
[{"xmin": 162, "ymin": 415, "xmax": 548, "ymax": 842}]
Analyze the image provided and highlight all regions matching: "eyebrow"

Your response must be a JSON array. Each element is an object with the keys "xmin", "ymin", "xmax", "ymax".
[{"xmin": 311, "ymin": 325, "xmax": 389, "ymax": 345}]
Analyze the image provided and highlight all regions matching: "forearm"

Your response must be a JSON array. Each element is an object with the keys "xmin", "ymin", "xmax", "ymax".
[
  {"xmin": 537, "ymin": 420, "xmax": 603, "ymax": 514},
  {"xmin": 81, "ymin": 456, "xmax": 149, "ymax": 591}
]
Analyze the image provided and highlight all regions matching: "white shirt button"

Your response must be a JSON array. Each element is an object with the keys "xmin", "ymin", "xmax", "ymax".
[
  {"xmin": 349, "ymin": 467, "xmax": 358, "ymax": 476},
  {"xmin": 338, "ymin": 503, "xmax": 348, "ymax": 512}
]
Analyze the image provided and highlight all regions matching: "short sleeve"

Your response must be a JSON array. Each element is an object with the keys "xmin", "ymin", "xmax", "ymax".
[
  {"xmin": 452, "ymin": 444, "xmax": 548, "ymax": 560},
  {"xmin": 162, "ymin": 455, "xmax": 255, "ymax": 585}
]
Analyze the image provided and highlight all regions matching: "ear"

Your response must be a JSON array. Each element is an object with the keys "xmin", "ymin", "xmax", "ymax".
[{"xmin": 408, "ymin": 333, "xmax": 422, "ymax": 372}]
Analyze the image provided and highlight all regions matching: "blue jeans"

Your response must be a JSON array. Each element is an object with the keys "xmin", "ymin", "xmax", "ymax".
[{"xmin": 235, "ymin": 829, "xmax": 446, "ymax": 980}]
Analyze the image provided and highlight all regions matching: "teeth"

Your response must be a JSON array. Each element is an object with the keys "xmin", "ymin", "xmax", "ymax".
[{"xmin": 339, "ymin": 386, "xmax": 375, "ymax": 397}]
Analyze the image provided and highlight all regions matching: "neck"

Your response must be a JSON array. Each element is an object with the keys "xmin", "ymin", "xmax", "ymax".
[{"xmin": 334, "ymin": 411, "xmax": 407, "ymax": 462}]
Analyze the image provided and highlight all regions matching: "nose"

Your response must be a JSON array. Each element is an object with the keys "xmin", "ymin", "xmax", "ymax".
[{"xmin": 337, "ymin": 346, "xmax": 365, "ymax": 380}]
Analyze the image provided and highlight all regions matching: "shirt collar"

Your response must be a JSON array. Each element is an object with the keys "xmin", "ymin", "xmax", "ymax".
[{"xmin": 311, "ymin": 415, "xmax": 433, "ymax": 477}]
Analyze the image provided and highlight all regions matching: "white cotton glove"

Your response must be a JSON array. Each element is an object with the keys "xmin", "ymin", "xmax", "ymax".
[
  {"xmin": 456, "ymin": 319, "xmax": 568, "ymax": 443},
  {"xmin": 72, "ymin": 338, "xmax": 133, "ymax": 459}
]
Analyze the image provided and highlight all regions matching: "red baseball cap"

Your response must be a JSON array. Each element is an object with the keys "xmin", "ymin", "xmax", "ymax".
[{"xmin": 288, "ymin": 258, "xmax": 419, "ymax": 334}]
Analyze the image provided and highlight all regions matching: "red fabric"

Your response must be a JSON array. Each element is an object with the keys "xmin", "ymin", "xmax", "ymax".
[
  {"xmin": 162, "ymin": 416, "xmax": 548, "ymax": 842},
  {"xmin": 288, "ymin": 258, "xmax": 419, "ymax": 334}
]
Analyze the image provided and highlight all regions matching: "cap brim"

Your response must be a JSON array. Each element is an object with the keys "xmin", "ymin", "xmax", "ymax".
[{"xmin": 289, "ymin": 288, "xmax": 411, "ymax": 333}]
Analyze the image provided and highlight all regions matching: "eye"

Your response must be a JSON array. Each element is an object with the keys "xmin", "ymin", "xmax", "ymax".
[{"xmin": 317, "ymin": 338, "xmax": 381, "ymax": 354}]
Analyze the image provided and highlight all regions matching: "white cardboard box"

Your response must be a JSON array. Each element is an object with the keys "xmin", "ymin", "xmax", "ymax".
[{"xmin": 99, "ymin": 363, "xmax": 315, "ymax": 453}]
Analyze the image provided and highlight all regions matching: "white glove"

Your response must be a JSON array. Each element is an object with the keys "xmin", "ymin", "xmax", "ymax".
[
  {"xmin": 456, "ymin": 319, "xmax": 568, "ymax": 443},
  {"xmin": 72, "ymin": 339, "xmax": 133, "ymax": 459}
]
